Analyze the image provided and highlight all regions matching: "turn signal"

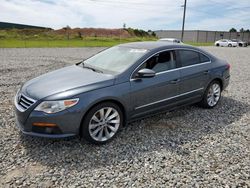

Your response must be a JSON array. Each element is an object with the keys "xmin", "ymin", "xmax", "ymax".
[{"xmin": 32, "ymin": 122, "xmax": 57, "ymax": 127}]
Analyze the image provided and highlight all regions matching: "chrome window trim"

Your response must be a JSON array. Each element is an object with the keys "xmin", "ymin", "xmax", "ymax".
[
  {"xmin": 135, "ymin": 87, "xmax": 204, "ymax": 110},
  {"xmin": 130, "ymin": 48, "xmax": 211, "ymax": 81}
]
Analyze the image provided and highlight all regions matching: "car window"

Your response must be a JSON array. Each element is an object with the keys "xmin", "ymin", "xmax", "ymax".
[
  {"xmin": 178, "ymin": 50, "xmax": 200, "ymax": 67},
  {"xmin": 140, "ymin": 51, "xmax": 176, "ymax": 73},
  {"xmin": 83, "ymin": 46, "xmax": 148, "ymax": 74},
  {"xmin": 200, "ymin": 53, "xmax": 210, "ymax": 63}
]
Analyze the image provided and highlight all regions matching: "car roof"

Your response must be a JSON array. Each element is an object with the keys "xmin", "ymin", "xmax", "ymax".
[
  {"xmin": 119, "ymin": 41, "xmax": 217, "ymax": 60},
  {"xmin": 119, "ymin": 41, "xmax": 186, "ymax": 50}
]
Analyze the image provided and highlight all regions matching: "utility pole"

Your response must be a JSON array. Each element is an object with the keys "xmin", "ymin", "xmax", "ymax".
[{"xmin": 181, "ymin": 0, "xmax": 187, "ymax": 42}]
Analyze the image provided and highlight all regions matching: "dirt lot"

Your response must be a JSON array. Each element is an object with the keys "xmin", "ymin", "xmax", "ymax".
[{"xmin": 0, "ymin": 46, "xmax": 249, "ymax": 187}]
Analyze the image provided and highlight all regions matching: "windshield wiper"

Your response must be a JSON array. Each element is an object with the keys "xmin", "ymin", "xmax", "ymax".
[{"xmin": 82, "ymin": 62, "xmax": 103, "ymax": 73}]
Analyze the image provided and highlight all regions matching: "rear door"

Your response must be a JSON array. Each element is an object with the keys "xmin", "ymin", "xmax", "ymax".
[{"xmin": 176, "ymin": 49, "xmax": 211, "ymax": 101}]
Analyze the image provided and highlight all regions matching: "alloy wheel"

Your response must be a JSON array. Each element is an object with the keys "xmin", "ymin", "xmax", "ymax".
[
  {"xmin": 207, "ymin": 83, "xmax": 221, "ymax": 107},
  {"xmin": 88, "ymin": 107, "xmax": 120, "ymax": 142}
]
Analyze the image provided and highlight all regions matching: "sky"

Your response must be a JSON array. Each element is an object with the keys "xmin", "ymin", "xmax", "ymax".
[{"xmin": 0, "ymin": 0, "xmax": 249, "ymax": 31}]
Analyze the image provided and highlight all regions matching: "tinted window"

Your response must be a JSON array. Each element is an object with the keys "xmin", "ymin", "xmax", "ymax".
[
  {"xmin": 200, "ymin": 53, "xmax": 210, "ymax": 63},
  {"xmin": 178, "ymin": 50, "xmax": 200, "ymax": 67},
  {"xmin": 141, "ymin": 51, "xmax": 176, "ymax": 73}
]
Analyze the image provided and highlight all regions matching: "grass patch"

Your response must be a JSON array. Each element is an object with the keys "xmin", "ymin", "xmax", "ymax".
[
  {"xmin": 0, "ymin": 37, "xmax": 157, "ymax": 48},
  {"xmin": 0, "ymin": 38, "xmax": 213, "ymax": 48}
]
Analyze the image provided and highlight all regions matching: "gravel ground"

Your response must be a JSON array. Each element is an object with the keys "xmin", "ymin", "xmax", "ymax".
[{"xmin": 0, "ymin": 47, "xmax": 249, "ymax": 187}]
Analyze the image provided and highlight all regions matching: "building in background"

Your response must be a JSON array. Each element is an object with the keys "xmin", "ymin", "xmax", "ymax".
[{"xmin": 155, "ymin": 30, "xmax": 250, "ymax": 43}]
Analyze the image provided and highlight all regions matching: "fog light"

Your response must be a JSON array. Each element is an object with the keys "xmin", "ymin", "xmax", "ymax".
[{"xmin": 32, "ymin": 122, "xmax": 57, "ymax": 127}]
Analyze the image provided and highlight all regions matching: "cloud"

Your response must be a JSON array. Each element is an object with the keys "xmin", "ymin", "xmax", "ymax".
[{"xmin": 0, "ymin": 0, "xmax": 249, "ymax": 30}]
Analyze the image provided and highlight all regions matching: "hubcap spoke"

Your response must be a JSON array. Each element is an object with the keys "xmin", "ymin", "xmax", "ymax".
[
  {"xmin": 91, "ymin": 126, "xmax": 103, "ymax": 136},
  {"xmin": 104, "ymin": 126, "xmax": 111, "ymax": 139},
  {"xmin": 89, "ymin": 122, "xmax": 101, "ymax": 129},
  {"xmin": 108, "ymin": 119, "xmax": 120, "ymax": 124},
  {"xmin": 97, "ymin": 128, "xmax": 104, "ymax": 141},
  {"xmin": 99, "ymin": 109, "xmax": 105, "ymax": 120},
  {"xmin": 104, "ymin": 108, "xmax": 112, "ymax": 119},
  {"xmin": 92, "ymin": 115, "xmax": 100, "ymax": 123},
  {"xmin": 106, "ymin": 111, "xmax": 118, "ymax": 121},
  {"xmin": 107, "ymin": 125, "xmax": 116, "ymax": 132}
]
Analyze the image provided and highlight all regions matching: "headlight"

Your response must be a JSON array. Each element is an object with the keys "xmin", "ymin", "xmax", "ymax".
[{"xmin": 34, "ymin": 98, "xmax": 79, "ymax": 114}]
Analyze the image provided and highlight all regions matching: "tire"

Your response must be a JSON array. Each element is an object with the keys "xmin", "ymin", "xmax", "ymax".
[
  {"xmin": 199, "ymin": 81, "xmax": 221, "ymax": 108},
  {"xmin": 81, "ymin": 102, "xmax": 123, "ymax": 144},
  {"xmin": 239, "ymin": 43, "xmax": 242, "ymax": 47},
  {"xmin": 228, "ymin": 44, "xmax": 232, "ymax": 47},
  {"xmin": 216, "ymin": 43, "xmax": 220, "ymax": 47}
]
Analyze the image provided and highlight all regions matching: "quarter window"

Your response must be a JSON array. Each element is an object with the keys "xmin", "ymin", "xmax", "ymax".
[{"xmin": 200, "ymin": 53, "xmax": 210, "ymax": 63}]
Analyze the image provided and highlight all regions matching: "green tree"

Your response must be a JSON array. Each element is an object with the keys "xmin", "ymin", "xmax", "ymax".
[
  {"xmin": 229, "ymin": 28, "xmax": 237, "ymax": 32},
  {"xmin": 151, "ymin": 32, "xmax": 156, "ymax": 37}
]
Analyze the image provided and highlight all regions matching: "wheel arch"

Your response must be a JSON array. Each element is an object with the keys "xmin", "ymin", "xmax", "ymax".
[
  {"xmin": 212, "ymin": 78, "xmax": 223, "ymax": 89},
  {"xmin": 206, "ymin": 78, "xmax": 223, "ymax": 92}
]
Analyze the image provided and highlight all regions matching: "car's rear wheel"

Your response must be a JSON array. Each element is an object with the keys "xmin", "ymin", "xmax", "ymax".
[
  {"xmin": 228, "ymin": 44, "xmax": 232, "ymax": 47},
  {"xmin": 199, "ymin": 81, "xmax": 221, "ymax": 108},
  {"xmin": 216, "ymin": 43, "xmax": 220, "ymax": 47},
  {"xmin": 81, "ymin": 102, "xmax": 123, "ymax": 144},
  {"xmin": 239, "ymin": 43, "xmax": 242, "ymax": 47}
]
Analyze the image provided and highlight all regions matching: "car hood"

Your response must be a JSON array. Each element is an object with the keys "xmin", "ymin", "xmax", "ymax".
[{"xmin": 21, "ymin": 65, "xmax": 115, "ymax": 100}]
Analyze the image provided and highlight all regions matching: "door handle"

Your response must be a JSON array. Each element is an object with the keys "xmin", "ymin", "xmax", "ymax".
[
  {"xmin": 170, "ymin": 79, "xmax": 180, "ymax": 84},
  {"xmin": 204, "ymin": 70, "xmax": 210, "ymax": 74}
]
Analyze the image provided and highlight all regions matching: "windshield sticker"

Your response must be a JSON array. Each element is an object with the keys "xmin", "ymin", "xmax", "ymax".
[{"xmin": 129, "ymin": 49, "xmax": 148, "ymax": 53}]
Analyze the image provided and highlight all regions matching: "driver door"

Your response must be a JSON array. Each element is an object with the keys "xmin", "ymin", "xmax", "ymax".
[{"xmin": 130, "ymin": 50, "xmax": 181, "ymax": 118}]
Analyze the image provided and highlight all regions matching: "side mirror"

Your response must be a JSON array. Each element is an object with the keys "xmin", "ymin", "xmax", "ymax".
[{"xmin": 136, "ymin": 68, "xmax": 156, "ymax": 78}]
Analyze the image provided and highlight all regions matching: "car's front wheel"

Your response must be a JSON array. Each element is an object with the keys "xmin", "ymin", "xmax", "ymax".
[
  {"xmin": 228, "ymin": 44, "xmax": 232, "ymax": 47},
  {"xmin": 81, "ymin": 102, "xmax": 123, "ymax": 144},
  {"xmin": 199, "ymin": 81, "xmax": 221, "ymax": 108}
]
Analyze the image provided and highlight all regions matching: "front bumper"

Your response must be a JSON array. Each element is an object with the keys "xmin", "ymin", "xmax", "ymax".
[
  {"xmin": 16, "ymin": 118, "xmax": 76, "ymax": 138},
  {"xmin": 14, "ymin": 94, "xmax": 81, "ymax": 138}
]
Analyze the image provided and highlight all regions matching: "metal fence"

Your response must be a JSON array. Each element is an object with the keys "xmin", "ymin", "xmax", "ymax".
[{"xmin": 155, "ymin": 30, "xmax": 250, "ymax": 43}]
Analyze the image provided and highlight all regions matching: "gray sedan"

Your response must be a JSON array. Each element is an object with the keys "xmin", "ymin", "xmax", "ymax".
[{"xmin": 14, "ymin": 42, "xmax": 230, "ymax": 144}]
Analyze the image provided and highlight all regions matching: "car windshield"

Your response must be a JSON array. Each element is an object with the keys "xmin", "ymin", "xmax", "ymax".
[{"xmin": 83, "ymin": 46, "xmax": 148, "ymax": 74}]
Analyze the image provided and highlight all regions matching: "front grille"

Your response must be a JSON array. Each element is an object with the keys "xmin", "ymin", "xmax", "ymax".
[{"xmin": 18, "ymin": 94, "xmax": 35, "ymax": 110}]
